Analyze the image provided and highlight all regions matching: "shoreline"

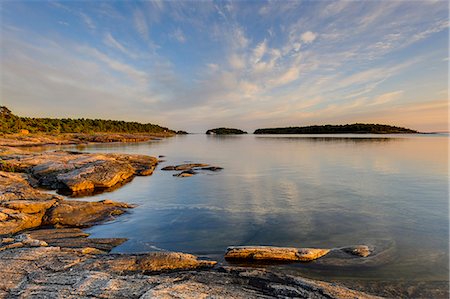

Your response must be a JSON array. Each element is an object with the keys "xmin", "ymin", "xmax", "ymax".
[{"xmin": 0, "ymin": 133, "xmax": 394, "ymax": 298}]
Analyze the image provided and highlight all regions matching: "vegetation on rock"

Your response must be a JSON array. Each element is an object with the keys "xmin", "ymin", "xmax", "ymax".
[
  {"xmin": 206, "ymin": 127, "xmax": 247, "ymax": 135},
  {"xmin": 254, "ymin": 123, "xmax": 418, "ymax": 134},
  {"xmin": 0, "ymin": 106, "xmax": 175, "ymax": 135}
]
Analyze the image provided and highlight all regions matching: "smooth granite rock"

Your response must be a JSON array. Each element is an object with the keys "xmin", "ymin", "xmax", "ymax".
[
  {"xmin": 0, "ymin": 247, "xmax": 380, "ymax": 299},
  {"xmin": 225, "ymin": 246, "xmax": 331, "ymax": 262},
  {"xmin": 0, "ymin": 151, "xmax": 158, "ymax": 193}
]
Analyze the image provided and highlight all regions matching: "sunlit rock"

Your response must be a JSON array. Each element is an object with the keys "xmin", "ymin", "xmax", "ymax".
[{"xmin": 225, "ymin": 246, "xmax": 331, "ymax": 262}]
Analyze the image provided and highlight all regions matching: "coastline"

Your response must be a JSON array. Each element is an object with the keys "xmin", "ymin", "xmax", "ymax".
[{"xmin": 1, "ymin": 134, "xmax": 381, "ymax": 298}]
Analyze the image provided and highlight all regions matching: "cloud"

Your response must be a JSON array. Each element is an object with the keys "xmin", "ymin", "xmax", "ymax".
[
  {"xmin": 369, "ymin": 90, "xmax": 404, "ymax": 106},
  {"xmin": 270, "ymin": 67, "xmax": 300, "ymax": 87},
  {"xmin": 133, "ymin": 10, "xmax": 149, "ymax": 40},
  {"xmin": 228, "ymin": 54, "xmax": 246, "ymax": 70},
  {"xmin": 103, "ymin": 33, "xmax": 137, "ymax": 58},
  {"xmin": 300, "ymin": 31, "xmax": 316, "ymax": 43},
  {"xmin": 169, "ymin": 28, "xmax": 186, "ymax": 43},
  {"xmin": 79, "ymin": 12, "xmax": 95, "ymax": 30}
]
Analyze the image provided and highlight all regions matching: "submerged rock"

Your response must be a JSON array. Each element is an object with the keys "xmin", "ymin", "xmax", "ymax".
[
  {"xmin": 225, "ymin": 246, "xmax": 331, "ymax": 262},
  {"xmin": 162, "ymin": 163, "xmax": 223, "ymax": 178},
  {"xmin": 200, "ymin": 166, "xmax": 224, "ymax": 171},
  {"xmin": 173, "ymin": 169, "xmax": 198, "ymax": 177},
  {"xmin": 341, "ymin": 245, "xmax": 371, "ymax": 257},
  {"xmin": 161, "ymin": 163, "xmax": 209, "ymax": 171}
]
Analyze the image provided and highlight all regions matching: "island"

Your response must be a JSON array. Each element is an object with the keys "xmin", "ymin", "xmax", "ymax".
[
  {"xmin": 206, "ymin": 127, "xmax": 248, "ymax": 135},
  {"xmin": 254, "ymin": 123, "xmax": 418, "ymax": 134}
]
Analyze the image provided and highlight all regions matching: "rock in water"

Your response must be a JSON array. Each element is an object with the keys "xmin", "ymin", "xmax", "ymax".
[
  {"xmin": 341, "ymin": 245, "xmax": 371, "ymax": 257},
  {"xmin": 225, "ymin": 246, "xmax": 330, "ymax": 262}
]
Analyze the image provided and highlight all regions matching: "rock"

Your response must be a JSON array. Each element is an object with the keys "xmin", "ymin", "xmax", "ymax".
[
  {"xmin": 45, "ymin": 237, "xmax": 127, "ymax": 252},
  {"xmin": 225, "ymin": 246, "xmax": 331, "ymax": 262},
  {"xmin": 173, "ymin": 169, "xmax": 198, "ymax": 177},
  {"xmin": 27, "ymin": 228, "xmax": 90, "ymax": 240},
  {"xmin": 56, "ymin": 160, "xmax": 135, "ymax": 192},
  {"xmin": 85, "ymin": 252, "xmax": 217, "ymax": 273},
  {"xmin": 1, "ymin": 199, "xmax": 57, "ymax": 214},
  {"xmin": 0, "ymin": 241, "xmax": 24, "ymax": 251},
  {"xmin": 0, "ymin": 171, "xmax": 61, "ymax": 202},
  {"xmin": 174, "ymin": 172, "xmax": 194, "ymax": 177},
  {"xmin": 1, "ymin": 237, "xmax": 14, "ymax": 244},
  {"xmin": 0, "ymin": 247, "xmax": 380, "ymax": 299},
  {"xmin": 0, "ymin": 212, "xmax": 8, "ymax": 222},
  {"xmin": 0, "ymin": 208, "xmax": 44, "ymax": 235},
  {"xmin": 162, "ymin": 163, "xmax": 209, "ymax": 171},
  {"xmin": 341, "ymin": 245, "xmax": 371, "ymax": 257},
  {"xmin": 27, "ymin": 228, "xmax": 126, "ymax": 252},
  {"xmin": 43, "ymin": 200, "xmax": 134, "ymax": 227},
  {"xmin": 0, "ymin": 151, "xmax": 158, "ymax": 193},
  {"xmin": 0, "ymin": 234, "xmax": 48, "ymax": 251},
  {"xmin": 0, "ymin": 170, "xmax": 134, "ymax": 235},
  {"xmin": 200, "ymin": 166, "xmax": 224, "ymax": 171},
  {"xmin": 161, "ymin": 165, "xmax": 176, "ymax": 170}
]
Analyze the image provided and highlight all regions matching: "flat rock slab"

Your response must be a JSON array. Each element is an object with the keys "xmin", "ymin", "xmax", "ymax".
[
  {"xmin": 43, "ymin": 199, "xmax": 135, "ymax": 227},
  {"xmin": 44, "ymin": 237, "xmax": 127, "ymax": 252},
  {"xmin": 0, "ymin": 151, "xmax": 158, "ymax": 193},
  {"xmin": 28, "ymin": 228, "xmax": 90, "ymax": 240},
  {"xmin": 0, "ymin": 247, "xmax": 380, "ymax": 299},
  {"xmin": 26, "ymin": 228, "xmax": 125, "ymax": 252},
  {"xmin": 225, "ymin": 246, "xmax": 331, "ymax": 262}
]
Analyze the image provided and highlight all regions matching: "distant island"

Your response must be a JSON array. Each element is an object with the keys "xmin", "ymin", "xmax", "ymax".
[
  {"xmin": 254, "ymin": 123, "xmax": 418, "ymax": 134},
  {"xmin": 0, "ymin": 106, "xmax": 179, "ymax": 135},
  {"xmin": 206, "ymin": 128, "xmax": 248, "ymax": 135}
]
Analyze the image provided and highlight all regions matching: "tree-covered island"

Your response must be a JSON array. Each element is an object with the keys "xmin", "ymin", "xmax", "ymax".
[
  {"xmin": 254, "ymin": 123, "xmax": 418, "ymax": 134},
  {"xmin": 206, "ymin": 128, "xmax": 248, "ymax": 135}
]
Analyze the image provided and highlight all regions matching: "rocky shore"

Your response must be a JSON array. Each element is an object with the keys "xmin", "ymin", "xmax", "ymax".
[
  {"xmin": 0, "ymin": 140, "xmax": 381, "ymax": 298},
  {"xmin": 0, "ymin": 132, "xmax": 168, "ymax": 148}
]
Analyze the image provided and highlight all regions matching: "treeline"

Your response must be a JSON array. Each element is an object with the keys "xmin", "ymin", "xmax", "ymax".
[
  {"xmin": 254, "ymin": 124, "xmax": 418, "ymax": 134},
  {"xmin": 0, "ymin": 106, "xmax": 175, "ymax": 134}
]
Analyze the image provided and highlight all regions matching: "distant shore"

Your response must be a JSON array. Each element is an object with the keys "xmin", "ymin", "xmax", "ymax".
[{"xmin": 254, "ymin": 123, "xmax": 418, "ymax": 134}]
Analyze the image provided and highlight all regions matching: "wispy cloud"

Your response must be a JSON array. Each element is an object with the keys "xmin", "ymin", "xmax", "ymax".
[
  {"xmin": 79, "ymin": 12, "xmax": 95, "ymax": 31},
  {"xmin": 369, "ymin": 91, "xmax": 404, "ymax": 106},
  {"xmin": 169, "ymin": 28, "xmax": 186, "ymax": 43},
  {"xmin": 133, "ymin": 10, "xmax": 149, "ymax": 40}
]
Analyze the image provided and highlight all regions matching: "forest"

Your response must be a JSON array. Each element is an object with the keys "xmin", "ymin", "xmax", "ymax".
[{"xmin": 0, "ymin": 106, "xmax": 175, "ymax": 134}]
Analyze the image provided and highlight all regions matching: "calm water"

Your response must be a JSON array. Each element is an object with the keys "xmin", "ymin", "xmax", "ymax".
[{"xmin": 63, "ymin": 134, "xmax": 448, "ymax": 297}]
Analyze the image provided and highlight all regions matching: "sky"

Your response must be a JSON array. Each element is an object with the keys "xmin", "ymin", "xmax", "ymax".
[{"xmin": 0, "ymin": 0, "xmax": 448, "ymax": 132}]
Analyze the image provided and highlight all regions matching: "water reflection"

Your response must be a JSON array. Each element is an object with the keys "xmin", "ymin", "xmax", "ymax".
[
  {"xmin": 66, "ymin": 134, "xmax": 448, "ymax": 297},
  {"xmin": 255, "ymin": 135, "xmax": 398, "ymax": 143}
]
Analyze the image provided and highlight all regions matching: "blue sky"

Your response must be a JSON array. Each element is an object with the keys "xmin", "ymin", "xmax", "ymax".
[{"xmin": 1, "ymin": 0, "xmax": 448, "ymax": 132}]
